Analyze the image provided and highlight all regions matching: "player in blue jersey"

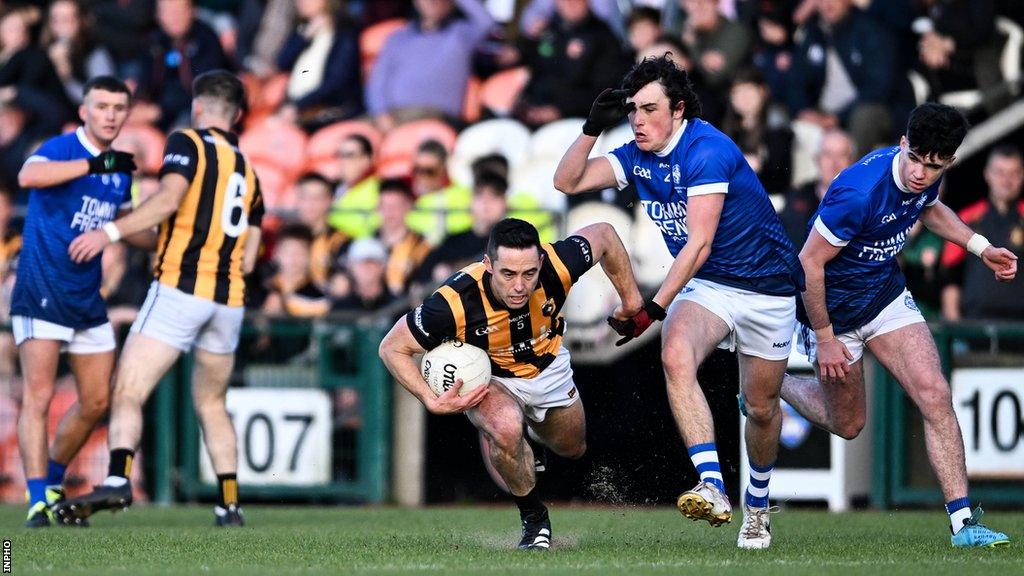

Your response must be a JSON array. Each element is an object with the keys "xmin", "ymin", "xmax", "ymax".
[
  {"xmin": 11, "ymin": 76, "xmax": 142, "ymax": 527},
  {"xmin": 554, "ymin": 55, "xmax": 801, "ymax": 549},
  {"xmin": 780, "ymin": 103, "xmax": 1015, "ymax": 548}
]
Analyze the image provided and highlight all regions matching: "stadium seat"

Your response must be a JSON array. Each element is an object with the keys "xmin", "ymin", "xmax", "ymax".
[
  {"xmin": 305, "ymin": 120, "xmax": 381, "ymax": 180},
  {"xmin": 240, "ymin": 117, "xmax": 309, "ymax": 180},
  {"xmin": 448, "ymin": 118, "xmax": 531, "ymax": 184},
  {"xmin": 480, "ymin": 67, "xmax": 530, "ymax": 117},
  {"xmin": 360, "ymin": 18, "xmax": 407, "ymax": 79},
  {"xmin": 244, "ymin": 73, "xmax": 290, "ymax": 128},
  {"xmin": 377, "ymin": 119, "xmax": 458, "ymax": 176},
  {"xmin": 509, "ymin": 159, "xmax": 565, "ymax": 212},
  {"xmin": 249, "ymin": 160, "xmax": 295, "ymax": 212},
  {"xmin": 790, "ymin": 119, "xmax": 824, "ymax": 187},
  {"xmin": 939, "ymin": 17, "xmax": 1023, "ymax": 110},
  {"xmin": 631, "ymin": 204, "xmax": 675, "ymax": 287},
  {"xmin": 463, "ymin": 77, "xmax": 482, "ymax": 123},
  {"xmin": 527, "ymin": 118, "xmax": 586, "ymax": 163},
  {"xmin": 561, "ymin": 202, "xmax": 633, "ymax": 325},
  {"xmin": 595, "ymin": 122, "xmax": 634, "ymax": 155},
  {"xmin": 112, "ymin": 124, "xmax": 167, "ymax": 175}
]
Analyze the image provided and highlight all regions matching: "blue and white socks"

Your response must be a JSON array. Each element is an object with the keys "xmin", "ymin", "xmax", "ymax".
[
  {"xmin": 745, "ymin": 460, "xmax": 774, "ymax": 509},
  {"xmin": 687, "ymin": 442, "xmax": 726, "ymax": 493},
  {"xmin": 946, "ymin": 497, "xmax": 972, "ymax": 535}
]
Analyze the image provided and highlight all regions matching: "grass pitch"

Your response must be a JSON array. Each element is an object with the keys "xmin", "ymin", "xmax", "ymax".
[{"xmin": 3, "ymin": 505, "xmax": 1021, "ymax": 575}]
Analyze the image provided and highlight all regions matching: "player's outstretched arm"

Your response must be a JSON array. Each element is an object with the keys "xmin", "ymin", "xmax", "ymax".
[
  {"xmin": 799, "ymin": 229, "xmax": 854, "ymax": 383},
  {"xmin": 68, "ymin": 173, "xmax": 189, "ymax": 263},
  {"xmin": 573, "ymin": 222, "xmax": 643, "ymax": 319},
  {"xmin": 378, "ymin": 319, "xmax": 488, "ymax": 415},
  {"xmin": 921, "ymin": 201, "xmax": 1017, "ymax": 282},
  {"xmin": 553, "ymin": 88, "xmax": 633, "ymax": 195},
  {"xmin": 19, "ymin": 151, "xmax": 137, "ymax": 189}
]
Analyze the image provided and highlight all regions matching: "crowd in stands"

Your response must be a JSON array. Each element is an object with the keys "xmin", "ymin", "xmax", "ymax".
[{"xmin": 0, "ymin": 0, "xmax": 1022, "ymax": 343}]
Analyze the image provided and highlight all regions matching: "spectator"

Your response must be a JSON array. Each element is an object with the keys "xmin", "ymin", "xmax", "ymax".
[
  {"xmin": 941, "ymin": 145, "xmax": 1024, "ymax": 321},
  {"xmin": 406, "ymin": 139, "xmax": 472, "ymax": 243},
  {"xmin": 262, "ymin": 223, "xmax": 332, "ymax": 318},
  {"xmin": 238, "ymin": 0, "xmax": 296, "ymax": 78},
  {"xmin": 787, "ymin": 0, "xmax": 912, "ymax": 155},
  {"xmin": 779, "ymin": 128, "xmax": 854, "ymax": 250},
  {"xmin": 328, "ymin": 134, "xmax": 381, "ymax": 238},
  {"xmin": 0, "ymin": 187, "xmax": 21, "ymax": 282},
  {"xmin": 416, "ymin": 170, "xmax": 507, "ymax": 285},
  {"xmin": 627, "ymin": 6, "xmax": 662, "ymax": 56},
  {"xmin": 915, "ymin": 0, "xmax": 1007, "ymax": 113},
  {"xmin": 135, "ymin": 0, "xmax": 231, "ymax": 131},
  {"xmin": 374, "ymin": 178, "xmax": 430, "ymax": 296},
  {"xmin": 510, "ymin": 0, "xmax": 630, "ymax": 129},
  {"xmin": 294, "ymin": 173, "xmax": 351, "ymax": 290},
  {"xmin": 750, "ymin": 0, "xmax": 797, "ymax": 102},
  {"xmin": 42, "ymin": 0, "xmax": 117, "ymax": 105},
  {"xmin": 0, "ymin": 8, "xmax": 75, "ymax": 126},
  {"xmin": 81, "ymin": 0, "xmax": 154, "ymax": 80},
  {"xmin": 469, "ymin": 153, "xmax": 554, "ymax": 241},
  {"xmin": 0, "ymin": 98, "xmax": 62, "ymax": 199},
  {"xmin": 678, "ymin": 0, "xmax": 752, "ymax": 102},
  {"xmin": 520, "ymin": 0, "xmax": 624, "ymax": 39},
  {"xmin": 366, "ymin": 0, "xmax": 493, "ymax": 127},
  {"xmin": 276, "ymin": 0, "xmax": 363, "ymax": 130},
  {"xmin": 332, "ymin": 237, "xmax": 394, "ymax": 312},
  {"xmin": 720, "ymin": 68, "xmax": 792, "ymax": 195}
]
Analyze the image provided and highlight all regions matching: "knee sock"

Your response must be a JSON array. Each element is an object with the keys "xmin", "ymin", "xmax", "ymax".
[
  {"xmin": 745, "ymin": 459, "xmax": 774, "ymax": 509},
  {"xmin": 687, "ymin": 442, "xmax": 726, "ymax": 493}
]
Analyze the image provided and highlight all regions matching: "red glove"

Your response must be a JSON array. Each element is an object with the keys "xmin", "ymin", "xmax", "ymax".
[{"xmin": 606, "ymin": 301, "xmax": 667, "ymax": 346}]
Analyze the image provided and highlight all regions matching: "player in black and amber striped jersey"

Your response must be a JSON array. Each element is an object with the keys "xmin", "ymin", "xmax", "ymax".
[
  {"xmin": 375, "ymin": 178, "xmax": 429, "ymax": 296},
  {"xmin": 61, "ymin": 71, "xmax": 259, "ymax": 528},
  {"xmin": 379, "ymin": 218, "xmax": 644, "ymax": 551}
]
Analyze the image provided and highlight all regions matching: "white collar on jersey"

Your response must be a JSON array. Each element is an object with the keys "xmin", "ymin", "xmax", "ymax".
[
  {"xmin": 891, "ymin": 149, "xmax": 911, "ymax": 193},
  {"xmin": 75, "ymin": 127, "xmax": 101, "ymax": 157},
  {"xmin": 654, "ymin": 119, "xmax": 688, "ymax": 157}
]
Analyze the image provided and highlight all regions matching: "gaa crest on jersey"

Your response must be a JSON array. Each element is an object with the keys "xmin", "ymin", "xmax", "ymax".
[
  {"xmin": 672, "ymin": 164, "xmax": 681, "ymax": 185},
  {"xmin": 541, "ymin": 298, "xmax": 556, "ymax": 317}
]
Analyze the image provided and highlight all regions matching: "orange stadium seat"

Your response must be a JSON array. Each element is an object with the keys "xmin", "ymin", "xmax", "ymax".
[
  {"xmin": 112, "ymin": 124, "xmax": 167, "ymax": 175},
  {"xmin": 360, "ymin": 18, "xmax": 407, "ymax": 79},
  {"xmin": 240, "ymin": 116, "xmax": 308, "ymax": 179},
  {"xmin": 463, "ymin": 77, "xmax": 482, "ymax": 123},
  {"xmin": 480, "ymin": 67, "xmax": 530, "ymax": 117},
  {"xmin": 243, "ymin": 73, "xmax": 290, "ymax": 128},
  {"xmin": 305, "ymin": 120, "xmax": 382, "ymax": 180},
  {"xmin": 249, "ymin": 160, "xmax": 294, "ymax": 212},
  {"xmin": 377, "ymin": 119, "xmax": 457, "ymax": 177}
]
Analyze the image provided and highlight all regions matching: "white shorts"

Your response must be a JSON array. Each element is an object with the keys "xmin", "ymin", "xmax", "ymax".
[
  {"xmin": 131, "ymin": 281, "xmax": 244, "ymax": 354},
  {"xmin": 11, "ymin": 315, "xmax": 116, "ymax": 354},
  {"xmin": 800, "ymin": 288, "xmax": 925, "ymax": 364},
  {"xmin": 491, "ymin": 347, "xmax": 579, "ymax": 423},
  {"xmin": 670, "ymin": 277, "xmax": 796, "ymax": 360}
]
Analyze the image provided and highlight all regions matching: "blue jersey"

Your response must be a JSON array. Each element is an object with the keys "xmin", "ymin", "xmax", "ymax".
[
  {"xmin": 607, "ymin": 118, "xmax": 800, "ymax": 296},
  {"xmin": 797, "ymin": 146, "xmax": 940, "ymax": 333},
  {"xmin": 10, "ymin": 128, "xmax": 132, "ymax": 329}
]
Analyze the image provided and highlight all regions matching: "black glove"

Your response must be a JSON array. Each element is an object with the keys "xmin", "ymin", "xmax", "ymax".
[
  {"xmin": 582, "ymin": 88, "xmax": 634, "ymax": 137},
  {"xmin": 607, "ymin": 300, "xmax": 667, "ymax": 346},
  {"xmin": 88, "ymin": 151, "xmax": 137, "ymax": 174}
]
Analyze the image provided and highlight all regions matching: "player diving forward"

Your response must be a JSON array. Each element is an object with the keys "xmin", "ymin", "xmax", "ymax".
[
  {"xmin": 780, "ymin": 103, "xmax": 1013, "ymax": 548},
  {"xmin": 554, "ymin": 55, "xmax": 802, "ymax": 549},
  {"xmin": 379, "ymin": 218, "xmax": 643, "ymax": 550},
  {"xmin": 54, "ymin": 71, "xmax": 264, "ymax": 527},
  {"xmin": 13, "ymin": 77, "xmax": 140, "ymax": 527}
]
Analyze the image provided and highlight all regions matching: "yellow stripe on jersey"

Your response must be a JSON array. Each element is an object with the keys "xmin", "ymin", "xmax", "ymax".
[
  {"xmin": 542, "ymin": 244, "xmax": 573, "ymax": 296},
  {"xmin": 437, "ymin": 285, "xmax": 467, "ymax": 341},
  {"xmin": 193, "ymin": 130, "xmax": 234, "ymax": 301},
  {"xmin": 156, "ymin": 129, "xmax": 206, "ymax": 289}
]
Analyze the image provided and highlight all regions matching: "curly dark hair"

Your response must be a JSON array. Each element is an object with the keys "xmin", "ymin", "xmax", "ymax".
[
  {"xmin": 620, "ymin": 54, "xmax": 702, "ymax": 119},
  {"xmin": 906, "ymin": 103, "xmax": 969, "ymax": 160}
]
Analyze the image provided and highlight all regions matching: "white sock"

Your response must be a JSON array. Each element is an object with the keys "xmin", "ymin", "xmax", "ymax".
[{"xmin": 103, "ymin": 476, "xmax": 128, "ymax": 487}]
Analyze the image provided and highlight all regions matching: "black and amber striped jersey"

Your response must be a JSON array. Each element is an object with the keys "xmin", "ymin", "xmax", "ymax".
[
  {"xmin": 154, "ymin": 127, "xmax": 264, "ymax": 306},
  {"xmin": 311, "ymin": 228, "xmax": 350, "ymax": 287},
  {"xmin": 406, "ymin": 236, "xmax": 594, "ymax": 379}
]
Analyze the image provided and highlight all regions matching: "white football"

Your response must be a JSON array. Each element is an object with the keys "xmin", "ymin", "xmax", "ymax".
[{"xmin": 421, "ymin": 340, "xmax": 491, "ymax": 397}]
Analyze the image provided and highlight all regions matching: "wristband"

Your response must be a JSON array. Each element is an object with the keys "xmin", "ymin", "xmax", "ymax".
[
  {"xmin": 966, "ymin": 233, "xmax": 991, "ymax": 258},
  {"xmin": 102, "ymin": 221, "xmax": 122, "ymax": 243},
  {"xmin": 814, "ymin": 324, "xmax": 835, "ymax": 343}
]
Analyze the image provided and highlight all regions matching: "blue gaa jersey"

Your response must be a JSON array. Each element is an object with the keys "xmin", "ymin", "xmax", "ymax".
[
  {"xmin": 606, "ymin": 118, "xmax": 800, "ymax": 296},
  {"xmin": 798, "ymin": 146, "xmax": 940, "ymax": 333},
  {"xmin": 10, "ymin": 128, "xmax": 132, "ymax": 329}
]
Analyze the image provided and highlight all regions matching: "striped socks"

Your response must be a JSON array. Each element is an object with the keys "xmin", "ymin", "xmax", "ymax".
[
  {"xmin": 687, "ymin": 443, "xmax": 726, "ymax": 493},
  {"xmin": 745, "ymin": 460, "xmax": 774, "ymax": 509},
  {"xmin": 946, "ymin": 497, "xmax": 972, "ymax": 535}
]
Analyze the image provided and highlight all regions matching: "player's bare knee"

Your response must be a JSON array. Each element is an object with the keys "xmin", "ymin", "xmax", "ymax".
[
  {"xmin": 661, "ymin": 345, "xmax": 697, "ymax": 382},
  {"xmin": 915, "ymin": 377, "xmax": 954, "ymax": 420},
  {"xmin": 488, "ymin": 422, "xmax": 524, "ymax": 457},
  {"xmin": 80, "ymin": 394, "xmax": 110, "ymax": 422},
  {"xmin": 745, "ymin": 397, "xmax": 780, "ymax": 426},
  {"xmin": 558, "ymin": 439, "xmax": 586, "ymax": 460}
]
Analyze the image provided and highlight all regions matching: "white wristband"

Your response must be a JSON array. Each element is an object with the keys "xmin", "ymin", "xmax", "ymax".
[
  {"xmin": 102, "ymin": 221, "xmax": 122, "ymax": 243},
  {"xmin": 966, "ymin": 233, "xmax": 991, "ymax": 258}
]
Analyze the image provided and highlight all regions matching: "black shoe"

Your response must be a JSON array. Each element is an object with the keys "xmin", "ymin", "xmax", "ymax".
[
  {"xmin": 52, "ymin": 483, "xmax": 132, "ymax": 525},
  {"xmin": 524, "ymin": 425, "xmax": 547, "ymax": 473},
  {"xmin": 517, "ymin": 509, "xmax": 551, "ymax": 551},
  {"xmin": 214, "ymin": 505, "xmax": 245, "ymax": 527},
  {"xmin": 25, "ymin": 502, "xmax": 52, "ymax": 528}
]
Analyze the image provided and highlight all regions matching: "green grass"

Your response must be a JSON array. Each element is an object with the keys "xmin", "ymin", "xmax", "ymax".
[{"xmin": 3, "ymin": 505, "xmax": 1021, "ymax": 575}]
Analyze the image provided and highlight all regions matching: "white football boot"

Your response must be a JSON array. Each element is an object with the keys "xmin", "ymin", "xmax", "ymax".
[
  {"xmin": 736, "ymin": 503, "xmax": 779, "ymax": 549},
  {"xmin": 676, "ymin": 481, "xmax": 732, "ymax": 527}
]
